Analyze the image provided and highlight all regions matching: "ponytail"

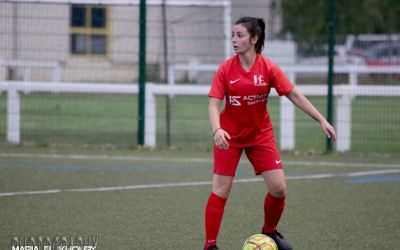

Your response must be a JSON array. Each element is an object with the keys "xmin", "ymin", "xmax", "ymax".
[{"xmin": 255, "ymin": 18, "xmax": 265, "ymax": 54}]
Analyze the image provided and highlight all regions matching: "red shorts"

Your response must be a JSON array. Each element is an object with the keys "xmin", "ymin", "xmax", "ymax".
[{"xmin": 213, "ymin": 142, "xmax": 283, "ymax": 177}]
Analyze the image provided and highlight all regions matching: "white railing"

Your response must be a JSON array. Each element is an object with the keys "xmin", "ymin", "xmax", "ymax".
[
  {"xmin": 282, "ymin": 64, "xmax": 400, "ymax": 87},
  {"xmin": 0, "ymin": 82, "xmax": 138, "ymax": 144},
  {"xmin": 2, "ymin": 81, "xmax": 400, "ymax": 152},
  {"xmin": 0, "ymin": 60, "xmax": 61, "ymax": 82},
  {"xmin": 169, "ymin": 62, "xmax": 400, "ymax": 87},
  {"xmin": 167, "ymin": 63, "xmax": 400, "ymax": 151}
]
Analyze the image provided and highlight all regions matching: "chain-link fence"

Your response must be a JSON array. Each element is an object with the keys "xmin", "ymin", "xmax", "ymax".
[{"xmin": 0, "ymin": 0, "xmax": 399, "ymax": 153}]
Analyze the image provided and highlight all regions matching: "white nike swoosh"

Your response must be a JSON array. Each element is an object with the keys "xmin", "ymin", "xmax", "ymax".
[
  {"xmin": 230, "ymin": 79, "xmax": 240, "ymax": 84},
  {"xmin": 207, "ymin": 240, "xmax": 216, "ymax": 243},
  {"xmin": 275, "ymin": 160, "xmax": 282, "ymax": 164}
]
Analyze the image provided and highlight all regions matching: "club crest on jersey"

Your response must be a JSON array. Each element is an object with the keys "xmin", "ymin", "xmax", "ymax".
[{"xmin": 253, "ymin": 74, "xmax": 267, "ymax": 86}]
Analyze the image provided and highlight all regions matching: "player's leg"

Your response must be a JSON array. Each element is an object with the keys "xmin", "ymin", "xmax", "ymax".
[
  {"xmin": 204, "ymin": 174, "xmax": 233, "ymax": 249},
  {"xmin": 212, "ymin": 173, "xmax": 234, "ymax": 199},
  {"xmin": 204, "ymin": 146, "xmax": 242, "ymax": 249},
  {"xmin": 245, "ymin": 145, "xmax": 293, "ymax": 250},
  {"xmin": 261, "ymin": 169, "xmax": 287, "ymax": 233},
  {"xmin": 261, "ymin": 170, "xmax": 292, "ymax": 250}
]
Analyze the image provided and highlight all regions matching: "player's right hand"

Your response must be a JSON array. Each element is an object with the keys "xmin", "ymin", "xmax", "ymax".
[{"xmin": 214, "ymin": 129, "xmax": 231, "ymax": 150}]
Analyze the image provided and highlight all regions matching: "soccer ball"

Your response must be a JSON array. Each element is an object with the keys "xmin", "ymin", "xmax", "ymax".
[{"xmin": 242, "ymin": 234, "xmax": 278, "ymax": 250}]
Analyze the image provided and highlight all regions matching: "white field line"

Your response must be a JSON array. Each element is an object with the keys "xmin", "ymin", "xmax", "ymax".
[
  {"xmin": 0, "ymin": 169, "xmax": 399, "ymax": 198},
  {"xmin": 1, "ymin": 152, "xmax": 400, "ymax": 168}
]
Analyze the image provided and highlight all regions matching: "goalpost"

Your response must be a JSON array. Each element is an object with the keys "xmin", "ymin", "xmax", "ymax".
[{"xmin": 6, "ymin": 0, "xmax": 232, "ymax": 60}]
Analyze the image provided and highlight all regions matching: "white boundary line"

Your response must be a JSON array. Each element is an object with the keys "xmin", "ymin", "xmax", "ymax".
[
  {"xmin": 1, "ymin": 152, "xmax": 400, "ymax": 168},
  {"xmin": 1, "ymin": 169, "xmax": 399, "ymax": 198}
]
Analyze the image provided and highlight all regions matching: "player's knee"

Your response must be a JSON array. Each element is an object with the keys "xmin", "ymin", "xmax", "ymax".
[
  {"xmin": 269, "ymin": 184, "xmax": 286, "ymax": 198},
  {"xmin": 213, "ymin": 185, "xmax": 232, "ymax": 199}
]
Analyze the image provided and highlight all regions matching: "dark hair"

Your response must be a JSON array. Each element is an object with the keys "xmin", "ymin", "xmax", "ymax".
[{"xmin": 235, "ymin": 17, "xmax": 265, "ymax": 54}]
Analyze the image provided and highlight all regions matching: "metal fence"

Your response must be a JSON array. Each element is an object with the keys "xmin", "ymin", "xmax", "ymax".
[{"xmin": 0, "ymin": 0, "xmax": 399, "ymax": 153}]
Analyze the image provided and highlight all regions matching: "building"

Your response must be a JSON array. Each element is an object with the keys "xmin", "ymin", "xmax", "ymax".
[{"xmin": 0, "ymin": 0, "xmax": 284, "ymax": 83}]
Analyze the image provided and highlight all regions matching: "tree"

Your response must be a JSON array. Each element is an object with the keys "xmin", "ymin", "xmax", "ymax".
[{"xmin": 282, "ymin": 0, "xmax": 400, "ymax": 40}]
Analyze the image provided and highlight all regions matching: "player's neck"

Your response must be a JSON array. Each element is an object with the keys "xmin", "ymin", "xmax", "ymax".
[{"xmin": 239, "ymin": 51, "xmax": 257, "ymax": 72}]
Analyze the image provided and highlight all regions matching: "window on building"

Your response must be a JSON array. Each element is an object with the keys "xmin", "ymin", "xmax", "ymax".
[{"xmin": 70, "ymin": 5, "xmax": 108, "ymax": 56}]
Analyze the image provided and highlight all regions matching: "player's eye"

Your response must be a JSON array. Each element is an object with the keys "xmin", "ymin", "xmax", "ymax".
[{"xmin": 235, "ymin": 32, "xmax": 245, "ymax": 38}]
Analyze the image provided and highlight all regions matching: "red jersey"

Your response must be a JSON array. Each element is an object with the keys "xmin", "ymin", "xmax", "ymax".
[{"xmin": 208, "ymin": 54, "xmax": 294, "ymax": 147}]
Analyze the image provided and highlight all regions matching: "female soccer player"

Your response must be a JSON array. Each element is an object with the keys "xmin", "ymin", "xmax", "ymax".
[{"xmin": 204, "ymin": 17, "xmax": 336, "ymax": 250}]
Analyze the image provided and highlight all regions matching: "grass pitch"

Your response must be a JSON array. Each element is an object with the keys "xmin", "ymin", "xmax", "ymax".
[{"xmin": 0, "ymin": 146, "xmax": 399, "ymax": 249}]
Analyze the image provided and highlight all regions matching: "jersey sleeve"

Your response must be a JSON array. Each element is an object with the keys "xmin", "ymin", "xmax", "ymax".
[
  {"xmin": 270, "ymin": 62, "xmax": 294, "ymax": 96},
  {"xmin": 208, "ymin": 65, "xmax": 226, "ymax": 100}
]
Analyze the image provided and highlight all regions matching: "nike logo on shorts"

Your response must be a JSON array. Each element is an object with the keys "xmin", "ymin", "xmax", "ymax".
[{"xmin": 275, "ymin": 160, "xmax": 282, "ymax": 164}]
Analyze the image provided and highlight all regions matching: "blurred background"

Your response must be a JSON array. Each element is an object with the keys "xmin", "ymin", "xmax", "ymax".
[{"xmin": 0, "ymin": 0, "xmax": 399, "ymax": 154}]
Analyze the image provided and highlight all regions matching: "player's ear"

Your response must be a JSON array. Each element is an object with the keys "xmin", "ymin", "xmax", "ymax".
[{"xmin": 251, "ymin": 35, "xmax": 258, "ymax": 45}]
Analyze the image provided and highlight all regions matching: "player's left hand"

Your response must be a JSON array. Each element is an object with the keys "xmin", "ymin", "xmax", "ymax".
[{"xmin": 320, "ymin": 120, "xmax": 336, "ymax": 143}]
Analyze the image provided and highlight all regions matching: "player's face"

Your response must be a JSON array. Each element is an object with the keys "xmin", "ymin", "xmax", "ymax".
[{"xmin": 232, "ymin": 24, "xmax": 257, "ymax": 54}]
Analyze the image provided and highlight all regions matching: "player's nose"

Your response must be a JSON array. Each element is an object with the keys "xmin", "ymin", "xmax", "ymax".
[{"xmin": 231, "ymin": 34, "xmax": 237, "ymax": 43}]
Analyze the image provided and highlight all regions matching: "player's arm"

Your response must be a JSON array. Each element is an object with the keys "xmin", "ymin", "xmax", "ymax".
[
  {"xmin": 285, "ymin": 87, "xmax": 337, "ymax": 142},
  {"xmin": 209, "ymin": 97, "xmax": 231, "ymax": 149}
]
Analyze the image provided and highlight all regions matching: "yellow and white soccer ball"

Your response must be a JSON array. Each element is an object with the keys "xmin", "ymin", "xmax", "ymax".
[{"xmin": 242, "ymin": 234, "xmax": 278, "ymax": 250}]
